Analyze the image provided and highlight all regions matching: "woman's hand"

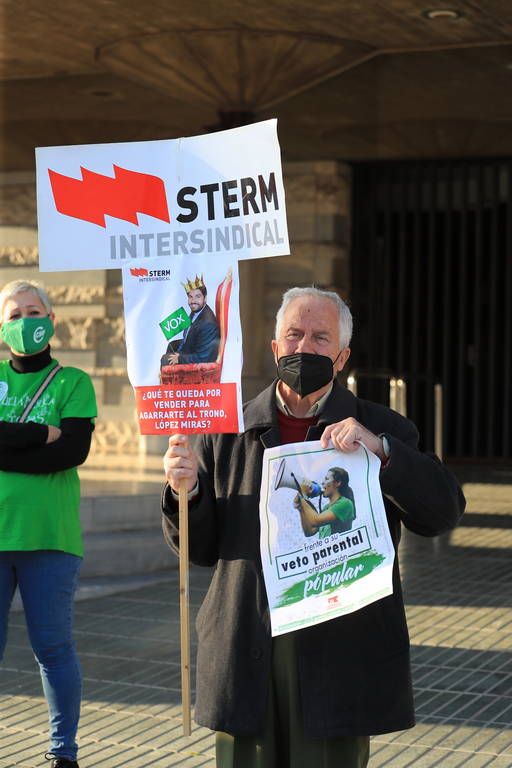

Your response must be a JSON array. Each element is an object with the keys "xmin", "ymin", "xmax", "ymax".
[
  {"xmin": 46, "ymin": 425, "xmax": 62, "ymax": 443},
  {"xmin": 163, "ymin": 434, "xmax": 199, "ymax": 493}
]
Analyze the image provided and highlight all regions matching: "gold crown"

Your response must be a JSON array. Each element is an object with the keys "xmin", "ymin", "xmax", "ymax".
[{"xmin": 181, "ymin": 274, "xmax": 205, "ymax": 293}]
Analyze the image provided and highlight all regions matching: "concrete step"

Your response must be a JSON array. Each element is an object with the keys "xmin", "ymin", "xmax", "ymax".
[
  {"xmin": 75, "ymin": 570, "xmax": 174, "ymax": 601},
  {"xmin": 81, "ymin": 528, "xmax": 173, "ymax": 578},
  {"xmin": 76, "ymin": 456, "xmax": 174, "ymax": 589},
  {"xmin": 80, "ymin": 492, "xmax": 163, "ymax": 533},
  {"xmin": 12, "ymin": 569, "xmax": 174, "ymax": 611}
]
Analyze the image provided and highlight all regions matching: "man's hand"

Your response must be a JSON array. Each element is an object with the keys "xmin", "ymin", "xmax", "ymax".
[
  {"xmin": 321, "ymin": 417, "xmax": 386, "ymax": 461},
  {"xmin": 46, "ymin": 425, "xmax": 62, "ymax": 443},
  {"xmin": 163, "ymin": 434, "xmax": 199, "ymax": 493},
  {"xmin": 168, "ymin": 353, "xmax": 180, "ymax": 365}
]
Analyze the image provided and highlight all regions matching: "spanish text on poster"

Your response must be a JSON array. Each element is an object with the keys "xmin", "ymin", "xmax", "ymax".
[
  {"xmin": 36, "ymin": 119, "xmax": 289, "ymax": 272},
  {"xmin": 122, "ymin": 254, "xmax": 243, "ymax": 435},
  {"xmin": 259, "ymin": 441, "xmax": 395, "ymax": 636}
]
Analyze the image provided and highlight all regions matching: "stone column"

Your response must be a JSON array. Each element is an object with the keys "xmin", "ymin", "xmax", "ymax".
[{"xmin": 239, "ymin": 160, "xmax": 352, "ymax": 399}]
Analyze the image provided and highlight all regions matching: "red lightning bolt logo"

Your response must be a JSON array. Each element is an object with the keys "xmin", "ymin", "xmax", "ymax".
[{"xmin": 48, "ymin": 165, "xmax": 170, "ymax": 228}]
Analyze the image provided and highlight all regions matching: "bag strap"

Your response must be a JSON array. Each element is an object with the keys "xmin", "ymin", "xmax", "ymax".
[{"xmin": 18, "ymin": 364, "xmax": 62, "ymax": 423}]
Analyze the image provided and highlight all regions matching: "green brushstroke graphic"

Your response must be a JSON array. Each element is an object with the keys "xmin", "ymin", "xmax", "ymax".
[{"xmin": 276, "ymin": 551, "xmax": 385, "ymax": 608}]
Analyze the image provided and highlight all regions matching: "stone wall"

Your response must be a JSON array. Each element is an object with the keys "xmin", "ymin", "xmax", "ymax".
[
  {"xmin": 0, "ymin": 161, "xmax": 351, "ymax": 453},
  {"xmin": 240, "ymin": 160, "xmax": 352, "ymax": 399}
]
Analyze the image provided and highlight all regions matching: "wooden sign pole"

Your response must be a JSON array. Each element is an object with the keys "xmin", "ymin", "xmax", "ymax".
[{"xmin": 179, "ymin": 478, "xmax": 192, "ymax": 736}]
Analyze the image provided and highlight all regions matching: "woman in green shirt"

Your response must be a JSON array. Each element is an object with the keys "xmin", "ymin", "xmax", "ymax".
[
  {"xmin": 0, "ymin": 279, "xmax": 97, "ymax": 768},
  {"xmin": 295, "ymin": 466, "xmax": 356, "ymax": 538}
]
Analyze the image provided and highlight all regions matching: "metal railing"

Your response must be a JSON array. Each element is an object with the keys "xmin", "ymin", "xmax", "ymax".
[{"xmin": 346, "ymin": 369, "xmax": 444, "ymax": 460}]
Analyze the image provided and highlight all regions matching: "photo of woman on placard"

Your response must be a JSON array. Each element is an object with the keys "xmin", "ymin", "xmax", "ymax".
[{"xmin": 294, "ymin": 466, "xmax": 356, "ymax": 538}]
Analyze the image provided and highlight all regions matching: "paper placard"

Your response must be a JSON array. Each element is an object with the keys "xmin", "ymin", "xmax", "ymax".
[
  {"xmin": 36, "ymin": 120, "xmax": 289, "ymax": 272},
  {"xmin": 122, "ymin": 254, "xmax": 243, "ymax": 435},
  {"xmin": 260, "ymin": 441, "xmax": 395, "ymax": 636}
]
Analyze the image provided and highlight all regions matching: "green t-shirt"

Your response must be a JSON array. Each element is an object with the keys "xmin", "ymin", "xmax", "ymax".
[
  {"xmin": 0, "ymin": 359, "xmax": 97, "ymax": 556},
  {"xmin": 318, "ymin": 496, "xmax": 355, "ymax": 539}
]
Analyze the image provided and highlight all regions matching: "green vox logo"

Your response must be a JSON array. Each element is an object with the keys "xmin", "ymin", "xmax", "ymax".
[{"xmin": 159, "ymin": 307, "xmax": 191, "ymax": 340}]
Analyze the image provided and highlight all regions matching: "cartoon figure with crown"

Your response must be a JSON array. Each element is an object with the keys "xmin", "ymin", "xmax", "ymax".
[{"xmin": 160, "ymin": 273, "xmax": 220, "ymax": 368}]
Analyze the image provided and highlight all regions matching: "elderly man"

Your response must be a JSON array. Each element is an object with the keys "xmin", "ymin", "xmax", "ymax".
[{"xmin": 162, "ymin": 286, "xmax": 465, "ymax": 768}]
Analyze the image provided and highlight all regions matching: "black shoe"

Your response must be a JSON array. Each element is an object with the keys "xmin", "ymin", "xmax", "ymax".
[{"xmin": 49, "ymin": 760, "xmax": 79, "ymax": 768}]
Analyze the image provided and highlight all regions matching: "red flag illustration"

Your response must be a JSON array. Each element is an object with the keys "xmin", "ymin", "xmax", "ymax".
[{"xmin": 48, "ymin": 165, "xmax": 170, "ymax": 227}]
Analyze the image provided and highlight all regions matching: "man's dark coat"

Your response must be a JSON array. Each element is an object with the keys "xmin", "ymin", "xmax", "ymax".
[
  {"xmin": 161, "ymin": 303, "xmax": 220, "ymax": 365},
  {"xmin": 162, "ymin": 381, "xmax": 465, "ymax": 738}
]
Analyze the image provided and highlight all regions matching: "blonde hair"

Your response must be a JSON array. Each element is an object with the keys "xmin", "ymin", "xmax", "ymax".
[{"xmin": 0, "ymin": 279, "xmax": 52, "ymax": 319}]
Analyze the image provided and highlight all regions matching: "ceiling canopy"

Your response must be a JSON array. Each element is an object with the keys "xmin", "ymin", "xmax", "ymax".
[{"xmin": 2, "ymin": 1, "xmax": 512, "ymax": 169}]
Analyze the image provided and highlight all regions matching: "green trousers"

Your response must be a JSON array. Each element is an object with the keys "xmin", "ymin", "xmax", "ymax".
[{"xmin": 216, "ymin": 633, "xmax": 370, "ymax": 768}]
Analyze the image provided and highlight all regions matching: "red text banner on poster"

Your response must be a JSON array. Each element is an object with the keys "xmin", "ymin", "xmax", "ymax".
[{"xmin": 135, "ymin": 383, "xmax": 239, "ymax": 434}]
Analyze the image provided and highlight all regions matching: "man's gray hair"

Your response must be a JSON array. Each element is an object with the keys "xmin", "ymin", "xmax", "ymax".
[
  {"xmin": 0, "ymin": 279, "xmax": 52, "ymax": 318},
  {"xmin": 274, "ymin": 286, "xmax": 353, "ymax": 349}
]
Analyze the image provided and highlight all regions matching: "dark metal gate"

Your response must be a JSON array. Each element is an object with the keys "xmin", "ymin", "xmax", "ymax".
[{"xmin": 351, "ymin": 159, "xmax": 512, "ymax": 461}]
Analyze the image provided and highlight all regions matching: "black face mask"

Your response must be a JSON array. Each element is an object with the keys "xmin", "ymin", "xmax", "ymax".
[{"xmin": 276, "ymin": 352, "xmax": 335, "ymax": 397}]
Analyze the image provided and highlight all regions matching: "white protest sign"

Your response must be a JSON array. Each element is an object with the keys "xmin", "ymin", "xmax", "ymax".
[
  {"xmin": 122, "ymin": 254, "xmax": 243, "ymax": 435},
  {"xmin": 36, "ymin": 119, "xmax": 289, "ymax": 272},
  {"xmin": 259, "ymin": 441, "xmax": 395, "ymax": 636}
]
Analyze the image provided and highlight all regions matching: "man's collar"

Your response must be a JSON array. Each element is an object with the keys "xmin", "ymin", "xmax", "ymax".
[
  {"xmin": 190, "ymin": 305, "xmax": 205, "ymax": 322},
  {"xmin": 242, "ymin": 378, "xmax": 358, "ymax": 433},
  {"xmin": 275, "ymin": 382, "xmax": 334, "ymax": 418}
]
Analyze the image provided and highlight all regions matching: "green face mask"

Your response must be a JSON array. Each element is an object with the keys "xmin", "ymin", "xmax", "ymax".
[{"xmin": 1, "ymin": 315, "xmax": 54, "ymax": 354}]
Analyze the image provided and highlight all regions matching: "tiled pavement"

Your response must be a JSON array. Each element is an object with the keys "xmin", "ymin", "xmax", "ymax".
[{"xmin": 0, "ymin": 475, "xmax": 511, "ymax": 767}]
